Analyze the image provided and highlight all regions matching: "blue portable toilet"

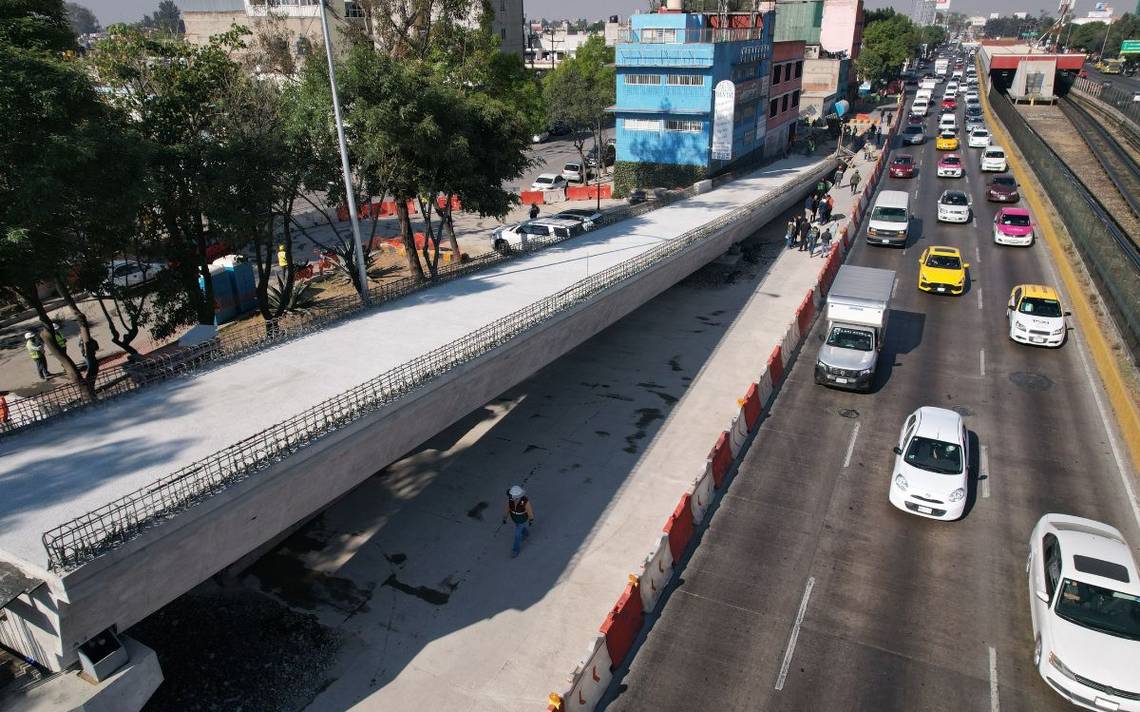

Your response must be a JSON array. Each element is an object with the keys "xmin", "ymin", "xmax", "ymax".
[
  {"xmin": 200, "ymin": 262, "xmax": 238, "ymax": 324},
  {"xmin": 223, "ymin": 257, "xmax": 257, "ymax": 314}
]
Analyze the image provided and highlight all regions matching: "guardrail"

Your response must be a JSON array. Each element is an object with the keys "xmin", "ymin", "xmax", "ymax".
[
  {"xmin": 988, "ymin": 83, "xmax": 1140, "ymax": 362},
  {"xmin": 39, "ymin": 161, "xmax": 830, "ymax": 572}
]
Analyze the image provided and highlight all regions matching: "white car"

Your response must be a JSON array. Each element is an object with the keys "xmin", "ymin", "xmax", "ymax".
[
  {"xmin": 1026, "ymin": 514, "xmax": 1140, "ymax": 711},
  {"xmin": 1007, "ymin": 285, "xmax": 1067, "ymax": 347},
  {"xmin": 936, "ymin": 190, "xmax": 971, "ymax": 223},
  {"xmin": 911, "ymin": 99, "xmax": 930, "ymax": 116},
  {"xmin": 938, "ymin": 113, "xmax": 957, "ymax": 134},
  {"xmin": 491, "ymin": 217, "xmax": 588, "ymax": 252},
  {"xmin": 945, "ymin": 81, "xmax": 959, "ymax": 94},
  {"xmin": 965, "ymin": 90, "xmax": 979, "ymax": 102},
  {"xmin": 968, "ymin": 128, "xmax": 991, "ymax": 148},
  {"xmin": 981, "ymin": 146, "xmax": 1008, "ymax": 171},
  {"xmin": 105, "ymin": 259, "xmax": 166, "ymax": 290},
  {"xmin": 530, "ymin": 173, "xmax": 567, "ymax": 191},
  {"xmin": 531, "ymin": 130, "xmax": 550, "ymax": 144},
  {"xmin": 937, "ymin": 152, "xmax": 964, "ymax": 178},
  {"xmin": 887, "ymin": 407, "xmax": 969, "ymax": 520}
]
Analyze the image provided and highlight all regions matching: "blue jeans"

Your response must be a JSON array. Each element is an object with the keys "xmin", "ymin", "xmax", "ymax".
[{"xmin": 512, "ymin": 521, "xmax": 530, "ymax": 556}]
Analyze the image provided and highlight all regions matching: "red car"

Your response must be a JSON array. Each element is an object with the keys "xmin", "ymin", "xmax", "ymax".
[
  {"xmin": 907, "ymin": 113, "xmax": 925, "ymax": 126},
  {"xmin": 889, "ymin": 154, "xmax": 917, "ymax": 178},
  {"xmin": 941, "ymin": 97, "xmax": 957, "ymax": 110}
]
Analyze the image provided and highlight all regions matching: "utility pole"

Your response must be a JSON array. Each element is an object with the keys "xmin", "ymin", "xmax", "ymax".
[{"xmin": 319, "ymin": 0, "xmax": 370, "ymax": 304}]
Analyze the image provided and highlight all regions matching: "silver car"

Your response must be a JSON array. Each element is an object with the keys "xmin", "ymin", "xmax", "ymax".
[{"xmin": 902, "ymin": 126, "xmax": 926, "ymax": 145}]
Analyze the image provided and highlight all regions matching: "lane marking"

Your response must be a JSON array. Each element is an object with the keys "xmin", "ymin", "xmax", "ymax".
[
  {"xmin": 979, "ymin": 348, "xmax": 986, "ymax": 377},
  {"xmin": 976, "ymin": 286, "xmax": 984, "ymax": 310},
  {"xmin": 980, "ymin": 444, "xmax": 991, "ymax": 499},
  {"xmin": 843, "ymin": 422, "xmax": 861, "ymax": 468},
  {"xmin": 1039, "ymin": 248, "xmax": 1140, "ymax": 530},
  {"xmin": 975, "ymin": 244, "xmax": 981, "ymax": 263},
  {"xmin": 891, "ymin": 276, "xmax": 899, "ymax": 299},
  {"xmin": 972, "ymin": 216, "xmax": 978, "ymax": 228},
  {"xmin": 775, "ymin": 576, "xmax": 816, "ymax": 691},
  {"xmin": 989, "ymin": 646, "xmax": 1001, "ymax": 712}
]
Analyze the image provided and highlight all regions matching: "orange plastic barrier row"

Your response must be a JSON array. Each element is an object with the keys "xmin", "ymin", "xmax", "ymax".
[
  {"xmin": 663, "ymin": 493, "xmax": 695, "ymax": 563},
  {"xmin": 566, "ymin": 184, "xmax": 613, "ymax": 201},
  {"xmin": 741, "ymin": 383, "xmax": 762, "ymax": 430},
  {"xmin": 520, "ymin": 190, "xmax": 546, "ymax": 205},
  {"xmin": 599, "ymin": 577, "xmax": 643, "ymax": 669},
  {"xmin": 708, "ymin": 432, "xmax": 733, "ymax": 488},
  {"xmin": 767, "ymin": 344, "xmax": 784, "ymax": 387}
]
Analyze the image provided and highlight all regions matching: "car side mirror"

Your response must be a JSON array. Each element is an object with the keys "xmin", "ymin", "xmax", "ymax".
[
  {"xmin": 892, "ymin": 446, "xmax": 903, "ymax": 455},
  {"xmin": 1035, "ymin": 590, "xmax": 1050, "ymax": 604},
  {"xmin": 964, "ymin": 262, "xmax": 971, "ymax": 269},
  {"xmin": 1064, "ymin": 311, "xmax": 1072, "ymax": 316}
]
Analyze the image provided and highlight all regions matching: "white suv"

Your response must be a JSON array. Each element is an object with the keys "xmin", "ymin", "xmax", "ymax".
[{"xmin": 1026, "ymin": 514, "xmax": 1140, "ymax": 711}]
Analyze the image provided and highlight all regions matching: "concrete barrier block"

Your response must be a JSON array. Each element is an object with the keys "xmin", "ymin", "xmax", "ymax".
[
  {"xmin": 694, "ymin": 179, "xmax": 713, "ymax": 195},
  {"xmin": 638, "ymin": 534, "xmax": 674, "ymax": 613}
]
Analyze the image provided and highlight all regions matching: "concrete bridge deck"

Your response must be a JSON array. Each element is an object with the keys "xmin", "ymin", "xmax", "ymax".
[{"xmin": 0, "ymin": 158, "xmax": 824, "ymax": 576}]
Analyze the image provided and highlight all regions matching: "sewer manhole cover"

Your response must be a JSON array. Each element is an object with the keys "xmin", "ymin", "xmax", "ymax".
[
  {"xmin": 838, "ymin": 409, "xmax": 860, "ymax": 419},
  {"xmin": 1009, "ymin": 371, "xmax": 1054, "ymax": 392}
]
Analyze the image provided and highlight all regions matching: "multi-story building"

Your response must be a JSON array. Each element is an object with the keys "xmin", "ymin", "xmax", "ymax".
[
  {"xmin": 767, "ymin": 41, "xmax": 805, "ymax": 156},
  {"xmin": 773, "ymin": 0, "xmax": 862, "ymax": 104},
  {"xmin": 612, "ymin": 5, "xmax": 777, "ymax": 187}
]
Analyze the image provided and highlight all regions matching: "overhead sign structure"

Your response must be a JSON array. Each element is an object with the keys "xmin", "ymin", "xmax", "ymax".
[
  {"xmin": 711, "ymin": 80, "xmax": 735, "ymax": 162},
  {"xmin": 1122, "ymin": 40, "xmax": 1140, "ymax": 54}
]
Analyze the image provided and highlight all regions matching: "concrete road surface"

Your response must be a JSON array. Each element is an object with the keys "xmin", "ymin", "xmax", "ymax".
[{"xmin": 605, "ymin": 94, "xmax": 1140, "ymax": 712}]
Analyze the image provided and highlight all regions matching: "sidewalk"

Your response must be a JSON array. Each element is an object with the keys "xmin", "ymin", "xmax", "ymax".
[{"xmin": 192, "ymin": 146, "xmax": 886, "ymax": 711}]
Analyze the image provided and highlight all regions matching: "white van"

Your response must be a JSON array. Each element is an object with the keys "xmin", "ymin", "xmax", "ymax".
[
  {"xmin": 866, "ymin": 190, "xmax": 910, "ymax": 247},
  {"xmin": 920, "ymin": 77, "xmax": 937, "ymax": 91},
  {"xmin": 911, "ymin": 98, "xmax": 930, "ymax": 116},
  {"xmin": 938, "ymin": 113, "xmax": 957, "ymax": 133},
  {"xmin": 915, "ymin": 87, "xmax": 933, "ymax": 102}
]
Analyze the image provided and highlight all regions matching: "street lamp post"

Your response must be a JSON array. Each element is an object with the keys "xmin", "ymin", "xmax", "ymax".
[{"xmin": 319, "ymin": 0, "xmax": 370, "ymax": 305}]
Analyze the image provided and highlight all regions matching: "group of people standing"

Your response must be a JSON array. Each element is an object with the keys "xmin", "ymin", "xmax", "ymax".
[{"xmin": 785, "ymin": 188, "xmax": 836, "ymax": 257}]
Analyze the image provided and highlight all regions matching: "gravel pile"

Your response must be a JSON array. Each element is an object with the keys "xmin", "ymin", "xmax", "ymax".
[{"xmin": 130, "ymin": 588, "xmax": 342, "ymax": 712}]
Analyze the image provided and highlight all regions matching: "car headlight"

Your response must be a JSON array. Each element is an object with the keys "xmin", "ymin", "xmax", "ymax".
[
  {"xmin": 859, "ymin": 368, "xmax": 873, "ymax": 375},
  {"xmin": 1052, "ymin": 327, "xmax": 1065, "ymax": 335},
  {"xmin": 1048, "ymin": 652, "xmax": 1078, "ymax": 681},
  {"xmin": 1015, "ymin": 321, "xmax": 1027, "ymax": 332},
  {"xmin": 894, "ymin": 474, "xmax": 908, "ymax": 491},
  {"xmin": 948, "ymin": 488, "xmax": 966, "ymax": 502}
]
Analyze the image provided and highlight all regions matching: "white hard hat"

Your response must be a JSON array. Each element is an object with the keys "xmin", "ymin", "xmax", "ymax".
[
  {"xmin": 508, "ymin": 485, "xmax": 525, "ymax": 499},
  {"xmin": 24, "ymin": 332, "xmax": 34, "ymax": 340}
]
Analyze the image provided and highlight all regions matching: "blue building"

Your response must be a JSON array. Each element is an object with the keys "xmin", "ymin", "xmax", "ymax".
[{"xmin": 612, "ymin": 9, "xmax": 776, "ymax": 187}]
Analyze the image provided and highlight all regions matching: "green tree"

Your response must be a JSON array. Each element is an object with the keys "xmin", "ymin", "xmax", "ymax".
[
  {"xmin": 65, "ymin": 2, "xmax": 99, "ymax": 35},
  {"xmin": 139, "ymin": 0, "xmax": 181, "ymax": 34},
  {"xmin": 543, "ymin": 35, "xmax": 615, "ymax": 191},
  {"xmin": 0, "ymin": 0, "xmax": 144, "ymax": 397},
  {"xmin": 856, "ymin": 13, "xmax": 917, "ymax": 84}
]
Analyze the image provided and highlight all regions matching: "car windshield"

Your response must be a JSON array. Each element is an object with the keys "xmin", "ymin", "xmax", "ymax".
[
  {"xmin": 926, "ymin": 254, "xmax": 962, "ymax": 269},
  {"xmin": 942, "ymin": 192, "xmax": 968, "ymax": 205},
  {"xmin": 973, "ymin": 130, "xmax": 988, "ymax": 137},
  {"xmin": 535, "ymin": 176, "xmax": 554, "ymax": 184},
  {"xmin": 905, "ymin": 127, "xmax": 922, "ymax": 134},
  {"xmin": 826, "ymin": 326, "xmax": 873, "ymax": 351},
  {"xmin": 1054, "ymin": 578, "xmax": 1140, "ymax": 641},
  {"xmin": 986, "ymin": 151, "xmax": 1004, "ymax": 159},
  {"xmin": 942, "ymin": 156, "xmax": 960, "ymax": 165},
  {"xmin": 993, "ymin": 176, "xmax": 1015, "ymax": 187},
  {"xmin": 872, "ymin": 206, "xmax": 907, "ymax": 222},
  {"xmin": 1001, "ymin": 213, "xmax": 1030, "ymax": 227},
  {"xmin": 904, "ymin": 435, "xmax": 963, "ymax": 474},
  {"xmin": 894, "ymin": 157, "xmax": 913, "ymax": 165},
  {"xmin": 1019, "ymin": 296, "xmax": 1062, "ymax": 317},
  {"xmin": 564, "ymin": 164, "xmax": 580, "ymax": 171}
]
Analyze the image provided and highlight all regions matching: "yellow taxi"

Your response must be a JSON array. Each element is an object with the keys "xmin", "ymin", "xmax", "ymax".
[
  {"xmin": 917, "ymin": 246, "xmax": 969, "ymax": 295},
  {"xmin": 1007, "ymin": 284, "xmax": 1068, "ymax": 347},
  {"xmin": 935, "ymin": 130, "xmax": 959, "ymax": 150}
]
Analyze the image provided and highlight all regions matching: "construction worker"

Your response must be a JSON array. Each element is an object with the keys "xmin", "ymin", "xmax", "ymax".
[
  {"xmin": 501, "ymin": 485, "xmax": 535, "ymax": 558},
  {"xmin": 25, "ymin": 332, "xmax": 49, "ymax": 380},
  {"xmin": 52, "ymin": 322, "xmax": 67, "ymax": 357},
  {"xmin": 277, "ymin": 244, "xmax": 288, "ymax": 269}
]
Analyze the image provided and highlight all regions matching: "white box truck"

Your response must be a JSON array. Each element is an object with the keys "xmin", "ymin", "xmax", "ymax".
[
  {"xmin": 814, "ymin": 265, "xmax": 895, "ymax": 393},
  {"xmin": 934, "ymin": 58, "xmax": 949, "ymax": 78}
]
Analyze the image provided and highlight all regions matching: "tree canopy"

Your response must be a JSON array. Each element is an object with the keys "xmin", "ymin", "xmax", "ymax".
[{"xmin": 856, "ymin": 12, "xmax": 918, "ymax": 84}]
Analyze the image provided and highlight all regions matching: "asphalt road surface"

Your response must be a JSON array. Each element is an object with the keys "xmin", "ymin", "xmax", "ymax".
[
  {"xmin": 1080, "ymin": 63, "xmax": 1140, "ymax": 95},
  {"xmin": 604, "ymin": 93, "xmax": 1140, "ymax": 711}
]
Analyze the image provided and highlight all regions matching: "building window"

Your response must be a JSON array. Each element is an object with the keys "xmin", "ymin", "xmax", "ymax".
[
  {"xmin": 665, "ymin": 119, "xmax": 702, "ymax": 132},
  {"xmin": 624, "ymin": 74, "xmax": 659, "ymax": 85},
  {"xmin": 795, "ymin": 61, "xmax": 803, "ymax": 78},
  {"xmin": 792, "ymin": 90, "xmax": 800, "ymax": 107},
  {"xmin": 771, "ymin": 63, "xmax": 780, "ymax": 84},
  {"xmin": 625, "ymin": 118, "xmax": 662, "ymax": 131},
  {"xmin": 769, "ymin": 99, "xmax": 778, "ymax": 118},
  {"xmin": 344, "ymin": 1, "xmax": 366, "ymax": 17},
  {"xmin": 781, "ymin": 94, "xmax": 789, "ymax": 112},
  {"xmin": 641, "ymin": 28, "xmax": 679, "ymax": 43},
  {"xmin": 666, "ymin": 74, "xmax": 703, "ymax": 86}
]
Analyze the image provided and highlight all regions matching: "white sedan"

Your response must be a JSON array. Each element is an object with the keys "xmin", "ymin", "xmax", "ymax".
[
  {"xmin": 530, "ymin": 173, "xmax": 567, "ymax": 191},
  {"xmin": 105, "ymin": 259, "xmax": 166, "ymax": 291},
  {"xmin": 981, "ymin": 146, "xmax": 1008, "ymax": 172},
  {"xmin": 1026, "ymin": 514, "xmax": 1140, "ymax": 711},
  {"xmin": 887, "ymin": 407, "xmax": 969, "ymax": 521},
  {"xmin": 968, "ymin": 128, "xmax": 991, "ymax": 148},
  {"xmin": 936, "ymin": 190, "xmax": 971, "ymax": 223}
]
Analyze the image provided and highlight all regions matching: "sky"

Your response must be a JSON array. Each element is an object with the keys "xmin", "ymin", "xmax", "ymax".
[{"xmin": 80, "ymin": 0, "xmax": 1069, "ymax": 28}]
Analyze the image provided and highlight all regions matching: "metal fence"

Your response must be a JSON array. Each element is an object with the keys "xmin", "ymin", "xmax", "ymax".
[
  {"xmin": 3, "ymin": 191, "xmax": 704, "ymax": 439},
  {"xmin": 1071, "ymin": 76, "xmax": 1140, "ymax": 129},
  {"xmin": 39, "ymin": 162, "xmax": 831, "ymax": 572},
  {"xmin": 989, "ymin": 84, "xmax": 1140, "ymax": 362}
]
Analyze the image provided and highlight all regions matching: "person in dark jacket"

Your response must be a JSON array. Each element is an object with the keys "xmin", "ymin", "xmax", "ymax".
[{"xmin": 502, "ymin": 485, "xmax": 536, "ymax": 558}]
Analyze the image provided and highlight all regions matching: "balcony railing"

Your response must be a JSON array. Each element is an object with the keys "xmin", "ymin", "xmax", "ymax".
[{"xmin": 616, "ymin": 27, "xmax": 764, "ymax": 45}]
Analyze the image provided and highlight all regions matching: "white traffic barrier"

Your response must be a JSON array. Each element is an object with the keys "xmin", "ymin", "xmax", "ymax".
[
  {"xmin": 638, "ymin": 534, "xmax": 674, "ymax": 613},
  {"xmin": 543, "ymin": 190, "xmax": 565, "ymax": 205},
  {"xmin": 781, "ymin": 319, "xmax": 800, "ymax": 369},
  {"xmin": 690, "ymin": 464, "xmax": 715, "ymax": 525},
  {"xmin": 757, "ymin": 368, "xmax": 774, "ymax": 408},
  {"xmin": 563, "ymin": 635, "xmax": 614, "ymax": 710},
  {"xmin": 727, "ymin": 409, "xmax": 748, "ymax": 459}
]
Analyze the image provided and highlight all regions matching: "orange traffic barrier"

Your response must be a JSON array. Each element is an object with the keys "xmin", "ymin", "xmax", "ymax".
[
  {"xmin": 663, "ymin": 493, "xmax": 695, "ymax": 562},
  {"xmin": 600, "ymin": 576, "xmax": 644, "ymax": 668},
  {"xmin": 741, "ymin": 382, "xmax": 762, "ymax": 430},
  {"xmin": 767, "ymin": 344, "xmax": 784, "ymax": 386},
  {"xmin": 796, "ymin": 289, "xmax": 816, "ymax": 336},
  {"xmin": 708, "ymin": 432, "xmax": 733, "ymax": 487},
  {"xmin": 520, "ymin": 190, "xmax": 545, "ymax": 206}
]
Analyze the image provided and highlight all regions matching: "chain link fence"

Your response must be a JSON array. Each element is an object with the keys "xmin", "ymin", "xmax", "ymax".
[
  {"xmin": 39, "ymin": 162, "xmax": 832, "ymax": 571},
  {"xmin": 988, "ymin": 84, "xmax": 1140, "ymax": 362}
]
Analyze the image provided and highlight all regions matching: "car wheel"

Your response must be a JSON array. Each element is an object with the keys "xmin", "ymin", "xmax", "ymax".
[
  {"xmin": 1033, "ymin": 636, "xmax": 1042, "ymax": 667},
  {"xmin": 494, "ymin": 239, "xmax": 510, "ymax": 254}
]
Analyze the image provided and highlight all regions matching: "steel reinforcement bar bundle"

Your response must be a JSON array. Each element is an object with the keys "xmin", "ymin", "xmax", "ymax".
[{"xmin": 39, "ymin": 164, "xmax": 827, "ymax": 572}]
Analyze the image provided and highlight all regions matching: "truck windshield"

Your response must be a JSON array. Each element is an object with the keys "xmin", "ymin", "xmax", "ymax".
[
  {"xmin": 872, "ymin": 207, "xmax": 907, "ymax": 223},
  {"xmin": 826, "ymin": 326, "xmax": 873, "ymax": 351}
]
